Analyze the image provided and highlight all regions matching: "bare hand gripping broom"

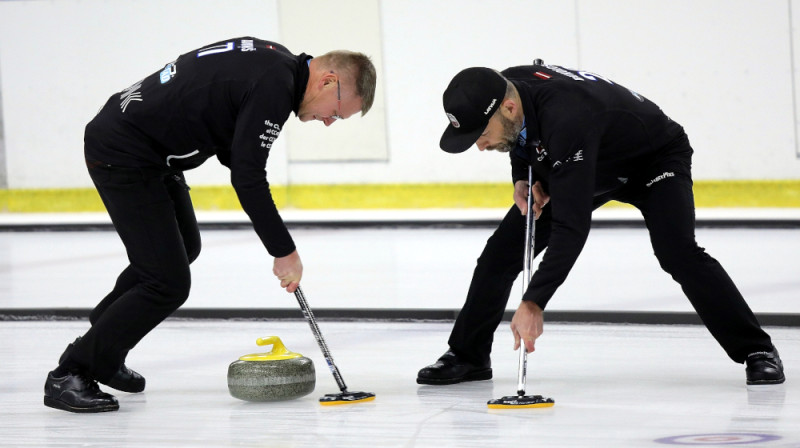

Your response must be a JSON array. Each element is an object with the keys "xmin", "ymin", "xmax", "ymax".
[
  {"xmin": 487, "ymin": 165, "xmax": 555, "ymax": 409},
  {"xmin": 294, "ymin": 285, "xmax": 375, "ymax": 405}
]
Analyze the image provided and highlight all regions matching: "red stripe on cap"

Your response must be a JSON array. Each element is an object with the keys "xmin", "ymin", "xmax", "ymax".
[{"xmin": 534, "ymin": 71, "xmax": 551, "ymax": 80}]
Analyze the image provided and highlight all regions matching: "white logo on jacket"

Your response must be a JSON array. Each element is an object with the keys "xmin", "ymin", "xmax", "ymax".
[
  {"xmin": 646, "ymin": 171, "xmax": 675, "ymax": 187},
  {"xmin": 120, "ymin": 81, "xmax": 143, "ymax": 113},
  {"xmin": 159, "ymin": 62, "xmax": 177, "ymax": 84},
  {"xmin": 259, "ymin": 119, "xmax": 282, "ymax": 150}
]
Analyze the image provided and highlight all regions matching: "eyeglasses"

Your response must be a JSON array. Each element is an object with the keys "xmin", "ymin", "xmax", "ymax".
[{"xmin": 330, "ymin": 80, "xmax": 343, "ymax": 121}]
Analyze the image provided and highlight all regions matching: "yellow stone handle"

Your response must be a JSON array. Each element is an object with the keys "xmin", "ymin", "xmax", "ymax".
[{"xmin": 239, "ymin": 336, "xmax": 303, "ymax": 361}]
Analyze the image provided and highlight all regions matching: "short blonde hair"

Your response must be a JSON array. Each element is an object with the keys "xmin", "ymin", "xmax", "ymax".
[{"xmin": 315, "ymin": 50, "xmax": 377, "ymax": 115}]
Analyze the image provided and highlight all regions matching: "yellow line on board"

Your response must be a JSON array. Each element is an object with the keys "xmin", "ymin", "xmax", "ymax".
[{"xmin": 1, "ymin": 180, "xmax": 799, "ymax": 213}]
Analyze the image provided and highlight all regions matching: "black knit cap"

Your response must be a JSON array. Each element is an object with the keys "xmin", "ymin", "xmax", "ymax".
[{"xmin": 439, "ymin": 67, "xmax": 507, "ymax": 153}]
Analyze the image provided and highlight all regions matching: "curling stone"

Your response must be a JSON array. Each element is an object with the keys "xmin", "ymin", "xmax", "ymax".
[{"xmin": 227, "ymin": 336, "xmax": 315, "ymax": 402}]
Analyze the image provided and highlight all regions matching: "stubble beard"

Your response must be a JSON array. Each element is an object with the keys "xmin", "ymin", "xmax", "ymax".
[{"xmin": 486, "ymin": 114, "xmax": 523, "ymax": 153}]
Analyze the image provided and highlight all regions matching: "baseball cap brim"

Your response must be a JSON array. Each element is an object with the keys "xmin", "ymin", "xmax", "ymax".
[{"xmin": 439, "ymin": 122, "xmax": 486, "ymax": 154}]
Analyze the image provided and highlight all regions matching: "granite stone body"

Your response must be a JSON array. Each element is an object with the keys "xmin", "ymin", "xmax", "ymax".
[{"xmin": 227, "ymin": 357, "xmax": 316, "ymax": 402}]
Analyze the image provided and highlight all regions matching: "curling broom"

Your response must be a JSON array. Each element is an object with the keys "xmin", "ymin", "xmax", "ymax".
[
  {"xmin": 294, "ymin": 285, "xmax": 375, "ymax": 405},
  {"xmin": 487, "ymin": 165, "xmax": 555, "ymax": 410}
]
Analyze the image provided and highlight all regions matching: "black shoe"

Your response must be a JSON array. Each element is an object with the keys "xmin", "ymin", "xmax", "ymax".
[
  {"xmin": 104, "ymin": 365, "xmax": 146, "ymax": 393},
  {"xmin": 417, "ymin": 351, "xmax": 492, "ymax": 385},
  {"xmin": 60, "ymin": 337, "xmax": 146, "ymax": 393},
  {"xmin": 44, "ymin": 370, "xmax": 119, "ymax": 413},
  {"xmin": 746, "ymin": 348, "xmax": 785, "ymax": 385}
]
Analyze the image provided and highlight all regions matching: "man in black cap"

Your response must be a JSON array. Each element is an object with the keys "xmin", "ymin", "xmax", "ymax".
[
  {"xmin": 417, "ymin": 62, "xmax": 784, "ymax": 387},
  {"xmin": 44, "ymin": 37, "xmax": 377, "ymax": 413}
]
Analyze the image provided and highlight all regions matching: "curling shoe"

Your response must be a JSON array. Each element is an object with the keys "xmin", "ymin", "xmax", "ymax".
[
  {"xmin": 44, "ymin": 370, "xmax": 119, "ymax": 413},
  {"xmin": 417, "ymin": 350, "xmax": 492, "ymax": 385},
  {"xmin": 104, "ymin": 365, "xmax": 146, "ymax": 393},
  {"xmin": 60, "ymin": 337, "xmax": 145, "ymax": 393},
  {"xmin": 746, "ymin": 348, "xmax": 785, "ymax": 385}
]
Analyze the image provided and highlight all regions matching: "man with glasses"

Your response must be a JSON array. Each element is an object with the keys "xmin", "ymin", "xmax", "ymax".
[
  {"xmin": 417, "ymin": 62, "xmax": 784, "ymax": 388},
  {"xmin": 44, "ymin": 37, "xmax": 377, "ymax": 413}
]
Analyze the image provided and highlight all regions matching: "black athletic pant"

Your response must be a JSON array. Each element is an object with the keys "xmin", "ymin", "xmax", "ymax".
[
  {"xmin": 448, "ymin": 152, "xmax": 773, "ymax": 366},
  {"xmin": 63, "ymin": 161, "xmax": 201, "ymax": 382}
]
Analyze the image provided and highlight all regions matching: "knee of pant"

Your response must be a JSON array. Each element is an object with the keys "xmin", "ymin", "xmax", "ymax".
[
  {"xmin": 169, "ymin": 276, "xmax": 192, "ymax": 305},
  {"xmin": 476, "ymin": 244, "xmax": 523, "ymax": 271},
  {"xmin": 475, "ymin": 253, "xmax": 512, "ymax": 275},
  {"xmin": 186, "ymin": 241, "xmax": 201, "ymax": 264},
  {"xmin": 653, "ymin": 241, "xmax": 705, "ymax": 275},
  {"xmin": 89, "ymin": 308, "xmax": 102, "ymax": 325},
  {"xmin": 145, "ymin": 272, "xmax": 191, "ymax": 307},
  {"xmin": 474, "ymin": 255, "xmax": 523, "ymax": 284}
]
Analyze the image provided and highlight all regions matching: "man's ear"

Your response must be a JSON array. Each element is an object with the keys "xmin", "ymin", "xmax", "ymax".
[
  {"xmin": 500, "ymin": 98, "xmax": 519, "ymax": 119},
  {"xmin": 319, "ymin": 71, "xmax": 337, "ymax": 88}
]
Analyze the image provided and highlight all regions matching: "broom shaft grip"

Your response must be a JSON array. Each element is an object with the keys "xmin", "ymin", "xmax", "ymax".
[
  {"xmin": 294, "ymin": 286, "xmax": 348, "ymax": 392},
  {"xmin": 517, "ymin": 165, "xmax": 535, "ymax": 395}
]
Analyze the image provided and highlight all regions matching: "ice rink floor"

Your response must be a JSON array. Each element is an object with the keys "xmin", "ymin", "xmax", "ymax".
[
  {"xmin": 2, "ymin": 320, "xmax": 798, "ymax": 447},
  {"xmin": 1, "ymin": 219, "xmax": 798, "ymax": 446},
  {"xmin": 2, "ymin": 220, "xmax": 799, "ymax": 314}
]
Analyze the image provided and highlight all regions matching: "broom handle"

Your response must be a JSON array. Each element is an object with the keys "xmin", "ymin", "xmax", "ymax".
[
  {"xmin": 294, "ymin": 286, "xmax": 348, "ymax": 393},
  {"xmin": 517, "ymin": 165, "xmax": 535, "ymax": 396}
]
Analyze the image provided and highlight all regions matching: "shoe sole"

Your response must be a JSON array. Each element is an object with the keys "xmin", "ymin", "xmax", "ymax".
[
  {"xmin": 103, "ymin": 378, "xmax": 145, "ymax": 393},
  {"xmin": 44, "ymin": 396, "xmax": 119, "ymax": 413},
  {"xmin": 416, "ymin": 368, "xmax": 493, "ymax": 385},
  {"xmin": 747, "ymin": 376, "xmax": 785, "ymax": 386}
]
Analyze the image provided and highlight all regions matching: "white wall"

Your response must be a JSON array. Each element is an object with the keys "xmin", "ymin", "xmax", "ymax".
[
  {"xmin": 0, "ymin": 0, "xmax": 284, "ymax": 188},
  {"xmin": 279, "ymin": 0, "xmax": 388, "ymax": 164},
  {"xmin": 0, "ymin": 0, "xmax": 798, "ymax": 190},
  {"xmin": 577, "ymin": 0, "xmax": 797, "ymax": 180}
]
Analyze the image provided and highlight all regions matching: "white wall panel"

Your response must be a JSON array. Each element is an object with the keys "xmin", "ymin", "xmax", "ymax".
[
  {"xmin": 578, "ymin": 0, "xmax": 797, "ymax": 179},
  {"xmin": 0, "ymin": 0, "xmax": 797, "ymax": 189},
  {"xmin": 285, "ymin": 0, "xmax": 579, "ymax": 186},
  {"xmin": 792, "ymin": 0, "xmax": 800, "ymax": 158},
  {"xmin": 366, "ymin": 0, "xmax": 581, "ymax": 185},
  {"xmin": 0, "ymin": 0, "xmax": 282, "ymax": 189},
  {"xmin": 278, "ymin": 0, "xmax": 388, "ymax": 164}
]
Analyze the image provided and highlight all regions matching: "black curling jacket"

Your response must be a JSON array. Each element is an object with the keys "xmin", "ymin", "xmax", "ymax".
[
  {"xmin": 502, "ymin": 62, "xmax": 689, "ymax": 309},
  {"xmin": 84, "ymin": 37, "xmax": 311, "ymax": 257}
]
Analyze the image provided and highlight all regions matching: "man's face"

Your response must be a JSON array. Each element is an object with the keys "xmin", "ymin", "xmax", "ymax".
[
  {"xmin": 475, "ymin": 110, "xmax": 522, "ymax": 153},
  {"xmin": 297, "ymin": 79, "xmax": 362, "ymax": 126}
]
